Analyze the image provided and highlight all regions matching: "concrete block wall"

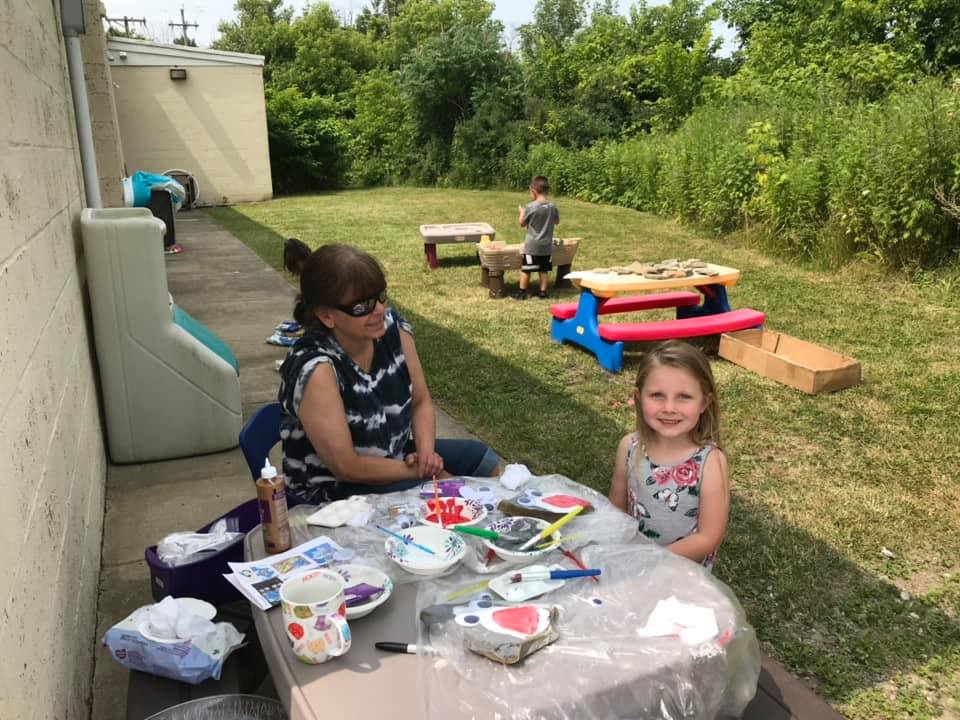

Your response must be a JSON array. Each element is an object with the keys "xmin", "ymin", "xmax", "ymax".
[
  {"xmin": 111, "ymin": 65, "xmax": 273, "ymax": 205},
  {"xmin": 0, "ymin": 2, "xmax": 108, "ymax": 719},
  {"xmin": 80, "ymin": 0, "xmax": 125, "ymax": 207}
]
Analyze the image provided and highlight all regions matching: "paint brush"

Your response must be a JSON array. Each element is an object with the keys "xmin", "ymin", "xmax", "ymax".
[
  {"xmin": 432, "ymin": 474, "xmax": 443, "ymax": 527},
  {"xmin": 452, "ymin": 526, "xmax": 520, "ymax": 542},
  {"xmin": 518, "ymin": 505, "xmax": 585, "ymax": 551},
  {"xmin": 509, "ymin": 568, "xmax": 601, "ymax": 583},
  {"xmin": 376, "ymin": 525, "xmax": 436, "ymax": 555},
  {"xmin": 443, "ymin": 579, "xmax": 491, "ymax": 602},
  {"xmin": 534, "ymin": 531, "xmax": 587, "ymax": 550}
]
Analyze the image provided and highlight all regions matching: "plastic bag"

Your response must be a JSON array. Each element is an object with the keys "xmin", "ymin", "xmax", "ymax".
[
  {"xmin": 285, "ymin": 474, "xmax": 637, "ymax": 586},
  {"xmin": 157, "ymin": 518, "xmax": 245, "ymax": 567},
  {"xmin": 415, "ymin": 543, "xmax": 761, "ymax": 720}
]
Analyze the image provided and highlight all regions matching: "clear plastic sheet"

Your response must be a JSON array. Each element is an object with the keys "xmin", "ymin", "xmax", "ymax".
[
  {"xmin": 415, "ymin": 543, "xmax": 761, "ymax": 720},
  {"xmin": 287, "ymin": 474, "xmax": 638, "ymax": 585}
]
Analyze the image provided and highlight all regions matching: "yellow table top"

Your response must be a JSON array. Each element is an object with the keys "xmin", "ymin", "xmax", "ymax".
[{"xmin": 566, "ymin": 262, "xmax": 740, "ymax": 298}]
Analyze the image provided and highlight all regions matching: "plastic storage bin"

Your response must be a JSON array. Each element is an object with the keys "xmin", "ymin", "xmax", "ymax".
[{"xmin": 145, "ymin": 499, "xmax": 261, "ymax": 605}]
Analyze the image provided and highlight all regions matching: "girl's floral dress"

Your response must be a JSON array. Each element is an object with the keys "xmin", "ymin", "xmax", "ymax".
[{"xmin": 625, "ymin": 433, "xmax": 718, "ymax": 570}]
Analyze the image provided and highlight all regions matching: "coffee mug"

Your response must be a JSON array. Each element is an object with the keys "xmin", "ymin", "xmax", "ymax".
[{"xmin": 280, "ymin": 568, "xmax": 352, "ymax": 664}]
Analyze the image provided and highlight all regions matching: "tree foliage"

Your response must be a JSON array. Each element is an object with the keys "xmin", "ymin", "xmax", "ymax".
[{"xmin": 207, "ymin": 0, "xmax": 960, "ymax": 268}]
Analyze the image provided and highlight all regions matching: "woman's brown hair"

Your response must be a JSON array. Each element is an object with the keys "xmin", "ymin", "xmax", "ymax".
[
  {"xmin": 633, "ymin": 340, "xmax": 722, "ymax": 448},
  {"xmin": 283, "ymin": 238, "xmax": 387, "ymax": 331}
]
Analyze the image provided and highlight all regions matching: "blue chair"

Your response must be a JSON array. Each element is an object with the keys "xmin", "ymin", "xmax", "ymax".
[{"xmin": 238, "ymin": 402, "xmax": 302, "ymax": 507}]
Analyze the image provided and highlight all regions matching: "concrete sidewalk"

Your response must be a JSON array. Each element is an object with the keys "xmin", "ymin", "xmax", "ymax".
[{"xmin": 89, "ymin": 211, "xmax": 477, "ymax": 720}]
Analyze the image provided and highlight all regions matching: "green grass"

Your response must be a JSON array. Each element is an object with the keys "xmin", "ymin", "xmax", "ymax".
[{"xmin": 208, "ymin": 187, "xmax": 960, "ymax": 720}]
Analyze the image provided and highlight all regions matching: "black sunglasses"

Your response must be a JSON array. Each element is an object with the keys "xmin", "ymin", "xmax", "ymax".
[{"xmin": 334, "ymin": 289, "xmax": 387, "ymax": 317}]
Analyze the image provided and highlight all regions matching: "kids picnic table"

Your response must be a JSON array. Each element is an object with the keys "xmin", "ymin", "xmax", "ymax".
[
  {"xmin": 419, "ymin": 222, "xmax": 496, "ymax": 269},
  {"xmin": 550, "ymin": 263, "xmax": 765, "ymax": 372},
  {"xmin": 244, "ymin": 479, "xmax": 760, "ymax": 720}
]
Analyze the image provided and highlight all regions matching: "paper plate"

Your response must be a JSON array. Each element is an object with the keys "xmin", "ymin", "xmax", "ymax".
[
  {"xmin": 333, "ymin": 564, "xmax": 394, "ymax": 620},
  {"xmin": 138, "ymin": 621, "xmax": 186, "ymax": 644},
  {"xmin": 384, "ymin": 525, "xmax": 465, "ymax": 576},
  {"xmin": 176, "ymin": 597, "xmax": 216, "ymax": 621}
]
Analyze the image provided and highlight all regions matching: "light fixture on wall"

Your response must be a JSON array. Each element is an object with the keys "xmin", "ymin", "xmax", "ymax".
[{"xmin": 169, "ymin": 67, "xmax": 187, "ymax": 81}]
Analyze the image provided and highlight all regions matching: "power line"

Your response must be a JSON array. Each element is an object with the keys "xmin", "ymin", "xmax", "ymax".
[
  {"xmin": 104, "ymin": 15, "xmax": 146, "ymax": 35},
  {"xmin": 168, "ymin": 7, "xmax": 198, "ymax": 45}
]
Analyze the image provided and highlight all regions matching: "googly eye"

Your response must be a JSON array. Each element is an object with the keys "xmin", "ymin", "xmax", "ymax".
[
  {"xmin": 517, "ymin": 497, "xmax": 531, "ymax": 504},
  {"xmin": 484, "ymin": 503, "xmax": 495, "ymax": 511},
  {"xmin": 529, "ymin": 490, "xmax": 542, "ymax": 497},
  {"xmin": 479, "ymin": 486, "xmax": 490, "ymax": 492},
  {"xmin": 462, "ymin": 614, "xmax": 479, "ymax": 624},
  {"xmin": 589, "ymin": 597, "xmax": 603, "ymax": 607},
  {"xmin": 477, "ymin": 598, "xmax": 493, "ymax": 609}
]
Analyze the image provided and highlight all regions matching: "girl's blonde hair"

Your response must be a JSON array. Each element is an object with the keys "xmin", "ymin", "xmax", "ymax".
[{"xmin": 634, "ymin": 340, "xmax": 722, "ymax": 448}]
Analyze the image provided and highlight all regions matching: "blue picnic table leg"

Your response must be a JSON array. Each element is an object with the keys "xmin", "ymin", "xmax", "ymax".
[
  {"xmin": 550, "ymin": 289, "xmax": 624, "ymax": 372},
  {"xmin": 676, "ymin": 284, "xmax": 732, "ymax": 319}
]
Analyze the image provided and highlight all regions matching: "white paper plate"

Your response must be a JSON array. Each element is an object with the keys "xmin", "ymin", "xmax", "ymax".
[
  {"xmin": 176, "ymin": 597, "xmax": 216, "ymax": 621},
  {"xmin": 333, "ymin": 564, "xmax": 394, "ymax": 620}
]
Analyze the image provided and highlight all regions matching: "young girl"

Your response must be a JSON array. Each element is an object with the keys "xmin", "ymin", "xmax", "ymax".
[{"xmin": 608, "ymin": 340, "xmax": 730, "ymax": 569}]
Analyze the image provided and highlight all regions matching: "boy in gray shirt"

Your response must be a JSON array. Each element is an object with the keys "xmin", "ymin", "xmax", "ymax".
[{"xmin": 514, "ymin": 175, "xmax": 560, "ymax": 300}]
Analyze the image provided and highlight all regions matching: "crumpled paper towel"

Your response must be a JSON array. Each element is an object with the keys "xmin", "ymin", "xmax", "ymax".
[
  {"xmin": 637, "ymin": 596, "xmax": 719, "ymax": 646},
  {"xmin": 102, "ymin": 597, "xmax": 245, "ymax": 684},
  {"xmin": 499, "ymin": 463, "xmax": 532, "ymax": 490}
]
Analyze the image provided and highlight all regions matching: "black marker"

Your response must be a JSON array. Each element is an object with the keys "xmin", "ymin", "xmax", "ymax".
[{"xmin": 375, "ymin": 641, "xmax": 417, "ymax": 654}]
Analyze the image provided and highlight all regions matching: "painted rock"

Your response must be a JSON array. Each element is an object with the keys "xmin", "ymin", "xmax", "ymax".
[
  {"xmin": 499, "ymin": 489, "xmax": 594, "ymax": 522},
  {"xmin": 421, "ymin": 594, "xmax": 560, "ymax": 665}
]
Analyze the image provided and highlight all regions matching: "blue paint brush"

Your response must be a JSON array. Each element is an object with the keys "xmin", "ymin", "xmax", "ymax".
[{"xmin": 376, "ymin": 525, "xmax": 436, "ymax": 555}]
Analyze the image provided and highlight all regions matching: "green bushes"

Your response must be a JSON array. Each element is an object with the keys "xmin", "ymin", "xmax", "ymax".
[{"xmin": 508, "ymin": 77, "xmax": 960, "ymax": 269}]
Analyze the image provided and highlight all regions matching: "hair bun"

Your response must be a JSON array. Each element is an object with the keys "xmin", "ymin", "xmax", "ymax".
[{"xmin": 283, "ymin": 237, "xmax": 312, "ymax": 275}]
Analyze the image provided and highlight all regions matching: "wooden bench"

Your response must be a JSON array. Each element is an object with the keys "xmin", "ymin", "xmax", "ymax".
[
  {"xmin": 550, "ymin": 291, "xmax": 702, "ymax": 320},
  {"xmin": 598, "ymin": 308, "xmax": 766, "ymax": 343}
]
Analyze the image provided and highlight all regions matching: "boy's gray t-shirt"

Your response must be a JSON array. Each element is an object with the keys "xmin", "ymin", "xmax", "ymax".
[{"xmin": 522, "ymin": 201, "xmax": 560, "ymax": 255}]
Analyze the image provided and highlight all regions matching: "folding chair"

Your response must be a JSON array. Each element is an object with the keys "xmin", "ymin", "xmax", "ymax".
[{"xmin": 238, "ymin": 402, "xmax": 301, "ymax": 507}]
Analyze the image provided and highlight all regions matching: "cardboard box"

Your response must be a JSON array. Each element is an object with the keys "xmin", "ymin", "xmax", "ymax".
[{"xmin": 719, "ymin": 329, "xmax": 861, "ymax": 394}]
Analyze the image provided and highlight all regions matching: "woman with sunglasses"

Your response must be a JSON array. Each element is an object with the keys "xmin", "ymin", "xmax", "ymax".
[{"xmin": 277, "ymin": 239, "xmax": 502, "ymax": 505}]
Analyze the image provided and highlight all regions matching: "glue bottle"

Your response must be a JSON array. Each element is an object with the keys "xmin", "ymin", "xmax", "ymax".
[{"xmin": 256, "ymin": 459, "xmax": 291, "ymax": 554}]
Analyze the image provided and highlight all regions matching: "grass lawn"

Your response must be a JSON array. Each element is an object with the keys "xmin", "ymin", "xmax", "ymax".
[{"xmin": 208, "ymin": 187, "xmax": 960, "ymax": 720}]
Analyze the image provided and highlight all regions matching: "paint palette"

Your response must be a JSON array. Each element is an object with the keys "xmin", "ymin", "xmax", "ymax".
[
  {"xmin": 488, "ymin": 564, "xmax": 566, "ymax": 602},
  {"xmin": 481, "ymin": 516, "xmax": 561, "ymax": 564},
  {"xmin": 416, "ymin": 497, "xmax": 487, "ymax": 528}
]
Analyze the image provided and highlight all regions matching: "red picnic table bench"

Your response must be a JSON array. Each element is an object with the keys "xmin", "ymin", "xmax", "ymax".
[{"xmin": 550, "ymin": 264, "xmax": 765, "ymax": 371}]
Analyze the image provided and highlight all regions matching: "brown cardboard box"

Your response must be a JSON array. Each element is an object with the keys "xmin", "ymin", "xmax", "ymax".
[{"xmin": 719, "ymin": 329, "xmax": 861, "ymax": 394}]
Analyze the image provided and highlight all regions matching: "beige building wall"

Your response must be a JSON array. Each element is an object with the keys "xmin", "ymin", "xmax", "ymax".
[
  {"xmin": 0, "ymin": 1, "xmax": 107, "ymax": 719},
  {"xmin": 80, "ymin": 0, "xmax": 125, "ymax": 207},
  {"xmin": 111, "ymin": 65, "xmax": 273, "ymax": 205}
]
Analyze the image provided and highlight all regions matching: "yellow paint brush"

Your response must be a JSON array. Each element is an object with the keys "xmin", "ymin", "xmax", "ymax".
[{"xmin": 518, "ymin": 505, "xmax": 585, "ymax": 551}]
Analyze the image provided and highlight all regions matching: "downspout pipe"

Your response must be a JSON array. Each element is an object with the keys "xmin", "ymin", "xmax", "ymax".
[{"xmin": 64, "ymin": 29, "xmax": 102, "ymax": 209}]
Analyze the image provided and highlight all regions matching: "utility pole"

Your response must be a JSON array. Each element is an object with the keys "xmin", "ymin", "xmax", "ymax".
[
  {"xmin": 104, "ymin": 15, "xmax": 146, "ymax": 35},
  {"xmin": 168, "ymin": 7, "xmax": 198, "ymax": 45}
]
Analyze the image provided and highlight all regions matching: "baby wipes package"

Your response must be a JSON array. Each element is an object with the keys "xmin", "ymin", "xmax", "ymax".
[{"xmin": 102, "ymin": 596, "xmax": 245, "ymax": 684}]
